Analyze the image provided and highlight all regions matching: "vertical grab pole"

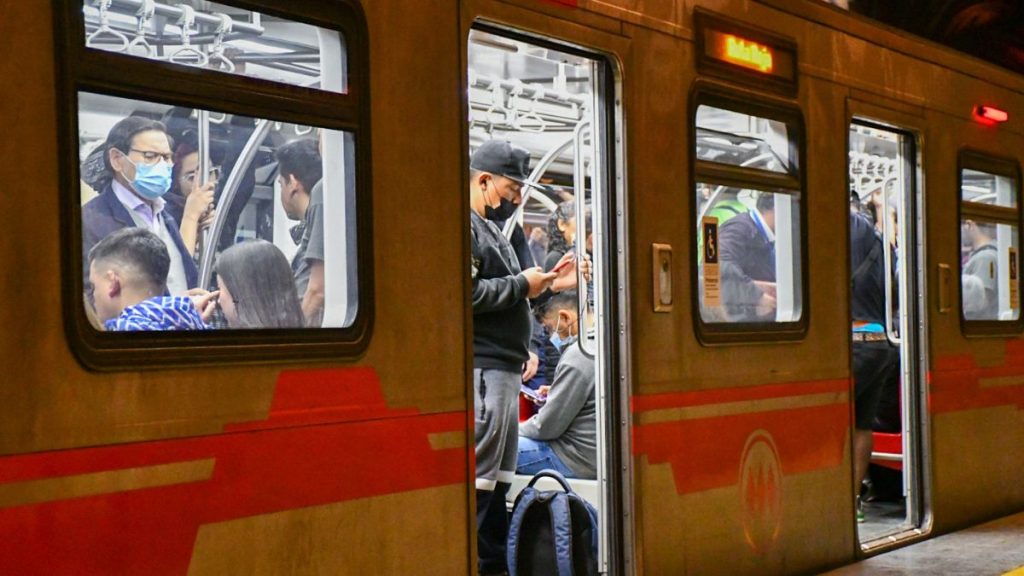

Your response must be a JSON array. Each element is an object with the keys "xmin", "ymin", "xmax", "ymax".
[
  {"xmin": 197, "ymin": 109, "xmax": 211, "ymax": 264},
  {"xmin": 198, "ymin": 119, "xmax": 273, "ymax": 289},
  {"xmin": 572, "ymin": 120, "xmax": 591, "ymax": 355},
  {"xmin": 882, "ymin": 178, "xmax": 902, "ymax": 345}
]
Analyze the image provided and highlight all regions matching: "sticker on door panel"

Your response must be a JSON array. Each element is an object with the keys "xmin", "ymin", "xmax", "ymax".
[
  {"xmin": 1010, "ymin": 247, "xmax": 1019, "ymax": 310},
  {"xmin": 702, "ymin": 217, "xmax": 721, "ymax": 307}
]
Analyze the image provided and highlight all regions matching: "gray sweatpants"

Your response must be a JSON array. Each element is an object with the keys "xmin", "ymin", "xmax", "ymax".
[{"xmin": 474, "ymin": 368, "xmax": 520, "ymax": 491}]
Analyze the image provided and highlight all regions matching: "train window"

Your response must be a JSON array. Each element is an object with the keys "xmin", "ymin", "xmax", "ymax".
[
  {"xmin": 79, "ymin": 92, "xmax": 358, "ymax": 331},
  {"xmin": 83, "ymin": 1, "xmax": 347, "ymax": 93},
  {"xmin": 58, "ymin": 0, "xmax": 370, "ymax": 367},
  {"xmin": 693, "ymin": 94, "xmax": 805, "ymax": 337},
  {"xmin": 958, "ymin": 154, "xmax": 1022, "ymax": 327},
  {"xmin": 695, "ymin": 105, "xmax": 793, "ymax": 174}
]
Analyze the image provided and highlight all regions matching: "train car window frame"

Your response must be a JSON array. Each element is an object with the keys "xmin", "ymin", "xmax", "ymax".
[
  {"xmin": 957, "ymin": 150, "xmax": 1023, "ymax": 336},
  {"xmin": 690, "ymin": 85, "xmax": 809, "ymax": 344},
  {"xmin": 55, "ymin": 0, "xmax": 374, "ymax": 370}
]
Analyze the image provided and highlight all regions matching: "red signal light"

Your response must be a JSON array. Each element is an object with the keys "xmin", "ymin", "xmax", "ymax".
[{"xmin": 974, "ymin": 105, "xmax": 1009, "ymax": 124}]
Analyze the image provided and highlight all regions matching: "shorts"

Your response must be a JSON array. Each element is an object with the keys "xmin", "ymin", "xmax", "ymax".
[{"xmin": 852, "ymin": 341, "xmax": 900, "ymax": 430}]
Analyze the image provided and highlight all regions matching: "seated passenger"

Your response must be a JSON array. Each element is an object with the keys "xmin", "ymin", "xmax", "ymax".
[
  {"xmin": 210, "ymin": 240, "xmax": 304, "ymax": 329},
  {"xmin": 81, "ymin": 117, "xmax": 198, "ymax": 294},
  {"xmin": 275, "ymin": 139, "xmax": 325, "ymax": 327},
  {"xmin": 718, "ymin": 193, "xmax": 776, "ymax": 321},
  {"xmin": 517, "ymin": 291, "xmax": 597, "ymax": 480},
  {"xmin": 87, "ymin": 227, "xmax": 208, "ymax": 331}
]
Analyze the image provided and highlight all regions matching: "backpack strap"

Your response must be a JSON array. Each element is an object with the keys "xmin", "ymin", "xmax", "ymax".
[
  {"xmin": 549, "ymin": 493, "xmax": 575, "ymax": 576},
  {"xmin": 507, "ymin": 487, "xmax": 541, "ymax": 576},
  {"xmin": 852, "ymin": 236, "xmax": 882, "ymax": 283},
  {"xmin": 527, "ymin": 469, "xmax": 574, "ymax": 494}
]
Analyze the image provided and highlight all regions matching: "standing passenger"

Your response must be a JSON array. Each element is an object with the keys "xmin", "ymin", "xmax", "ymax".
[
  {"xmin": 274, "ymin": 139, "xmax": 326, "ymax": 326},
  {"xmin": 470, "ymin": 140, "xmax": 560, "ymax": 576},
  {"xmin": 962, "ymin": 219, "xmax": 999, "ymax": 319},
  {"xmin": 849, "ymin": 210, "xmax": 899, "ymax": 521},
  {"xmin": 718, "ymin": 193, "xmax": 777, "ymax": 320},
  {"xmin": 81, "ymin": 117, "xmax": 199, "ymax": 294}
]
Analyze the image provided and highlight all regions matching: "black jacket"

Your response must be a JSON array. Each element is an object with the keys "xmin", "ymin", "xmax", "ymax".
[{"xmin": 471, "ymin": 211, "xmax": 532, "ymax": 371}]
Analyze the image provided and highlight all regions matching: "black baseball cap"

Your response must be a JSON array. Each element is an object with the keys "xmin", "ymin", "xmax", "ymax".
[{"xmin": 470, "ymin": 140, "xmax": 537, "ymax": 186}]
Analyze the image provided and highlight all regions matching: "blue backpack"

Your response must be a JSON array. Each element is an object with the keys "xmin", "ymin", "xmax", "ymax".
[{"xmin": 507, "ymin": 470, "xmax": 599, "ymax": 576}]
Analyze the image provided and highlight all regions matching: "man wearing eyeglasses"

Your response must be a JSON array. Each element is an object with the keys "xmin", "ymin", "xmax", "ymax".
[{"xmin": 81, "ymin": 116, "xmax": 199, "ymax": 296}]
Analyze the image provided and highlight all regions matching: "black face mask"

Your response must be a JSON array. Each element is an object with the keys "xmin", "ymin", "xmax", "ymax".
[{"xmin": 484, "ymin": 197, "xmax": 518, "ymax": 222}]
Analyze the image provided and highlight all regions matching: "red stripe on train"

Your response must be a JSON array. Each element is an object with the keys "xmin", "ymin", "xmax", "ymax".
[
  {"xmin": 930, "ymin": 340, "xmax": 1024, "ymax": 414},
  {"xmin": 0, "ymin": 368, "xmax": 467, "ymax": 575},
  {"xmin": 632, "ymin": 379, "xmax": 850, "ymax": 495},
  {"xmin": 631, "ymin": 378, "xmax": 849, "ymax": 413}
]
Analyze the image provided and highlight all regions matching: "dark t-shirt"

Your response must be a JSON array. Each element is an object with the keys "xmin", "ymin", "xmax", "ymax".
[{"xmin": 850, "ymin": 212, "xmax": 887, "ymax": 324}]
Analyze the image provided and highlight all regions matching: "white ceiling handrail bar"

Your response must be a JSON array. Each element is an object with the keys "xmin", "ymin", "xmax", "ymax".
[{"xmin": 102, "ymin": 0, "xmax": 265, "ymax": 36}]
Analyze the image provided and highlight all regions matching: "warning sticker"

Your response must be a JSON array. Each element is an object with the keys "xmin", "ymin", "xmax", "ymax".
[
  {"xmin": 703, "ymin": 216, "xmax": 720, "ymax": 307},
  {"xmin": 1010, "ymin": 247, "xmax": 1019, "ymax": 310}
]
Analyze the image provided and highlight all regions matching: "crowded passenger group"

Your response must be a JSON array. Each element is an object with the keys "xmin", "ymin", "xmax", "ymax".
[{"xmin": 81, "ymin": 115, "xmax": 327, "ymax": 331}]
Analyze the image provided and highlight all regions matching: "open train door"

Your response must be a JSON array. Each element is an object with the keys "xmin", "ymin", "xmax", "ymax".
[
  {"xmin": 462, "ymin": 4, "xmax": 631, "ymax": 574},
  {"xmin": 846, "ymin": 103, "xmax": 932, "ymax": 551}
]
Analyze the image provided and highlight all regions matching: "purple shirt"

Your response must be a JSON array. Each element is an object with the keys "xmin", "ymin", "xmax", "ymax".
[{"xmin": 112, "ymin": 180, "xmax": 166, "ymax": 229}]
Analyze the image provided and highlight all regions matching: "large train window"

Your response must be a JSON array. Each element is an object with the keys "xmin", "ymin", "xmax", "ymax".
[
  {"xmin": 692, "ymin": 91, "xmax": 805, "ymax": 340},
  {"xmin": 958, "ymin": 153, "xmax": 1022, "ymax": 331},
  {"xmin": 58, "ymin": 0, "xmax": 370, "ymax": 368}
]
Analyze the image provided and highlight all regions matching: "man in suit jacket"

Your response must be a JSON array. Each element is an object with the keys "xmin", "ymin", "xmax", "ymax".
[
  {"xmin": 718, "ymin": 193, "xmax": 777, "ymax": 321},
  {"xmin": 81, "ymin": 117, "xmax": 199, "ymax": 296}
]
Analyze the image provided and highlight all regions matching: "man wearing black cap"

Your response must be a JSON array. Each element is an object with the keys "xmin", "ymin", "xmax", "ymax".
[{"xmin": 469, "ymin": 139, "xmax": 575, "ymax": 575}]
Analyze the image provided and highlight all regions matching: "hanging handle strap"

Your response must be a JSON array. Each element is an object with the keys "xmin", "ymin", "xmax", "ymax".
[
  {"xmin": 208, "ymin": 12, "xmax": 236, "ymax": 73},
  {"xmin": 86, "ymin": 0, "xmax": 130, "ymax": 52},
  {"xmin": 169, "ymin": 5, "xmax": 209, "ymax": 67},
  {"xmin": 126, "ymin": 0, "xmax": 156, "ymax": 57}
]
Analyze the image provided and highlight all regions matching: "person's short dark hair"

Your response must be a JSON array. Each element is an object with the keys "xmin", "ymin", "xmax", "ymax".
[
  {"xmin": 81, "ymin": 116, "xmax": 172, "ymax": 191},
  {"xmin": 756, "ymin": 192, "xmax": 775, "ymax": 213},
  {"xmin": 274, "ymin": 139, "xmax": 322, "ymax": 193},
  {"xmin": 537, "ymin": 290, "xmax": 578, "ymax": 320},
  {"xmin": 88, "ymin": 227, "xmax": 171, "ymax": 290}
]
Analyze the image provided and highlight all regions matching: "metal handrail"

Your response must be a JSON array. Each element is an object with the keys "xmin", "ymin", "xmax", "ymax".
[
  {"xmin": 501, "ymin": 135, "xmax": 576, "ymax": 240},
  {"xmin": 881, "ymin": 177, "xmax": 902, "ymax": 345},
  {"xmin": 573, "ymin": 120, "xmax": 592, "ymax": 356},
  {"xmin": 197, "ymin": 119, "xmax": 273, "ymax": 288}
]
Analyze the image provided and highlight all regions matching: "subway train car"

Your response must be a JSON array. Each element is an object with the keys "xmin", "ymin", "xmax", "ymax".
[{"xmin": 1, "ymin": 0, "xmax": 1023, "ymax": 574}]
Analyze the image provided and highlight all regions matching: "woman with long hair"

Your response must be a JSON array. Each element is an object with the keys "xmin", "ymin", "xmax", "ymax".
[
  {"xmin": 544, "ymin": 200, "xmax": 576, "ymax": 272},
  {"xmin": 214, "ymin": 240, "xmax": 305, "ymax": 328}
]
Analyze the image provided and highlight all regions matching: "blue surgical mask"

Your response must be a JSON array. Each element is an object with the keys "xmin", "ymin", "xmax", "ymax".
[
  {"xmin": 549, "ymin": 316, "xmax": 566, "ymax": 350},
  {"xmin": 127, "ymin": 158, "xmax": 173, "ymax": 199}
]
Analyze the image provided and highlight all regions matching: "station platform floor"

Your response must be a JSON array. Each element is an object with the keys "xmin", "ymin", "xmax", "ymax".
[{"xmin": 823, "ymin": 510, "xmax": 1024, "ymax": 575}]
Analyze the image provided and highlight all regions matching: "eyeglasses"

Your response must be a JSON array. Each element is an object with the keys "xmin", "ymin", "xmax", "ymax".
[
  {"xmin": 183, "ymin": 166, "xmax": 221, "ymax": 185},
  {"xmin": 130, "ymin": 149, "xmax": 174, "ymax": 165}
]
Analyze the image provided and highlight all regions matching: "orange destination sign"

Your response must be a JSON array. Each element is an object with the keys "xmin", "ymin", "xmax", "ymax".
[{"xmin": 701, "ymin": 23, "xmax": 797, "ymax": 87}]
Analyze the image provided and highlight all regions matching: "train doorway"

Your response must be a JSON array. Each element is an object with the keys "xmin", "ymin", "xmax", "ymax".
[
  {"xmin": 848, "ymin": 121, "xmax": 929, "ymax": 548},
  {"xmin": 466, "ymin": 26, "xmax": 624, "ymax": 574}
]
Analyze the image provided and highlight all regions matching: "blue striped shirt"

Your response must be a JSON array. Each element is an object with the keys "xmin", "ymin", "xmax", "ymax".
[{"xmin": 104, "ymin": 296, "xmax": 208, "ymax": 332}]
